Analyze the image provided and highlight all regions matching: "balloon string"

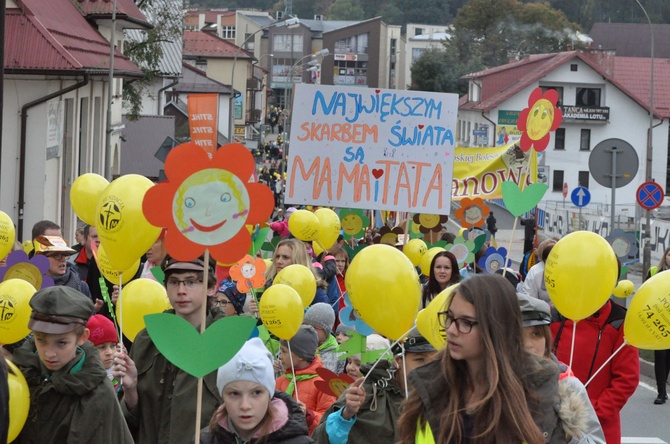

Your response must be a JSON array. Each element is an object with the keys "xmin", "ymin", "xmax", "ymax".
[
  {"xmin": 360, "ymin": 327, "xmax": 413, "ymax": 387},
  {"xmin": 118, "ymin": 273, "xmax": 123, "ymax": 349},
  {"xmin": 287, "ymin": 341, "xmax": 300, "ymax": 403},
  {"xmin": 569, "ymin": 321, "xmax": 576, "ymax": 370},
  {"xmin": 401, "ymin": 342, "xmax": 409, "ymax": 399},
  {"xmin": 315, "ymin": 239, "xmax": 328, "ymax": 255},
  {"xmin": 584, "ymin": 340, "xmax": 627, "ymax": 387}
]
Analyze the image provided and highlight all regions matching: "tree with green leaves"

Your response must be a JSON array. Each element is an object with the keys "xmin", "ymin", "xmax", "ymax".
[
  {"xmin": 454, "ymin": 0, "xmax": 579, "ymax": 67},
  {"xmin": 328, "ymin": 0, "xmax": 365, "ymax": 20},
  {"xmin": 123, "ymin": 0, "xmax": 183, "ymax": 120},
  {"xmin": 409, "ymin": 38, "xmax": 483, "ymax": 94}
]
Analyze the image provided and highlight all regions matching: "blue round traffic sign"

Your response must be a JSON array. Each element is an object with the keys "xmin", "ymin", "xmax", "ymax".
[
  {"xmin": 637, "ymin": 181, "xmax": 665, "ymax": 210},
  {"xmin": 571, "ymin": 186, "xmax": 591, "ymax": 208}
]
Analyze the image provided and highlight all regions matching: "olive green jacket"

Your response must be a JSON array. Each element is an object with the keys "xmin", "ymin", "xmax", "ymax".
[
  {"xmin": 122, "ymin": 312, "xmax": 222, "ymax": 444},
  {"xmin": 13, "ymin": 339, "xmax": 133, "ymax": 444}
]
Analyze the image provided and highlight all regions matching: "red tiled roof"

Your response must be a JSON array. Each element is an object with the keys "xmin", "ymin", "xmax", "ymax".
[
  {"xmin": 71, "ymin": 0, "xmax": 151, "ymax": 28},
  {"xmin": 6, "ymin": 1, "xmax": 143, "ymax": 76},
  {"xmin": 183, "ymin": 30, "xmax": 253, "ymax": 59},
  {"xmin": 612, "ymin": 57, "xmax": 670, "ymax": 117},
  {"xmin": 460, "ymin": 51, "xmax": 670, "ymax": 118}
]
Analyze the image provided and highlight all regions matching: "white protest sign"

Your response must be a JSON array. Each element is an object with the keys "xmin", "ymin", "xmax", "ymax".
[{"xmin": 285, "ymin": 84, "xmax": 458, "ymax": 213}]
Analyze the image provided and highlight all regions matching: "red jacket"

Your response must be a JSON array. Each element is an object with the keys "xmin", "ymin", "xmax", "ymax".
[
  {"xmin": 276, "ymin": 356, "xmax": 337, "ymax": 434},
  {"xmin": 551, "ymin": 300, "xmax": 639, "ymax": 443}
]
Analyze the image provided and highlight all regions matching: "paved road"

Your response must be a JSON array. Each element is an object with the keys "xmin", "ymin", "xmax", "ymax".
[{"xmin": 621, "ymin": 375, "xmax": 670, "ymax": 443}]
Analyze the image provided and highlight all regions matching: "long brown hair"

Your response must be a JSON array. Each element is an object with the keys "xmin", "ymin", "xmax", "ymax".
[{"xmin": 398, "ymin": 274, "xmax": 546, "ymax": 444}]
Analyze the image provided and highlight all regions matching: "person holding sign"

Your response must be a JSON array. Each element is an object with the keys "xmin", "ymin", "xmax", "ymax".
[{"xmin": 113, "ymin": 255, "xmax": 220, "ymax": 444}]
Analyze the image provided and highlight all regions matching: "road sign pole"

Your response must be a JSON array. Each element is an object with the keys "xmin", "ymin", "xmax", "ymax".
[
  {"xmin": 579, "ymin": 207, "xmax": 582, "ymax": 230},
  {"xmin": 608, "ymin": 147, "xmax": 618, "ymax": 232}
]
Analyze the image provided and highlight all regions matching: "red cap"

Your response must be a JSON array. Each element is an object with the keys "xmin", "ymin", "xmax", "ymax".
[{"xmin": 86, "ymin": 315, "xmax": 118, "ymax": 346}]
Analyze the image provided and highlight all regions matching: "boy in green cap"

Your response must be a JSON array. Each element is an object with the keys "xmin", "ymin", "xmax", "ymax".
[{"xmin": 12, "ymin": 286, "xmax": 133, "ymax": 443}]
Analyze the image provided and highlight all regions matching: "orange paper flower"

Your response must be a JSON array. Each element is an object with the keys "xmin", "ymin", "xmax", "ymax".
[
  {"xmin": 229, "ymin": 254, "xmax": 267, "ymax": 293},
  {"xmin": 517, "ymin": 87, "xmax": 563, "ymax": 153},
  {"xmin": 143, "ymin": 143, "xmax": 274, "ymax": 264},
  {"xmin": 454, "ymin": 198, "xmax": 489, "ymax": 228}
]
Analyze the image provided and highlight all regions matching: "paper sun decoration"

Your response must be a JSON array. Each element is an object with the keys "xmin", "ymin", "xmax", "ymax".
[
  {"xmin": 517, "ymin": 87, "xmax": 563, "ymax": 153},
  {"xmin": 478, "ymin": 247, "xmax": 512, "ymax": 274},
  {"xmin": 141, "ymin": 142, "xmax": 275, "ymax": 379},
  {"xmin": 454, "ymin": 198, "xmax": 489, "ymax": 229},
  {"xmin": 339, "ymin": 293, "xmax": 374, "ymax": 336},
  {"xmin": 412, "ymin": 214, "xmax": 449, "ymax": 234},
  {"xmin": 143, "ymin": 142, "xmax": 274, "ymax": 263},
  {"xmin": 229, "ymin": 254, "xmax": 266, "ymax": 293},
  {"xmin": 446, "ymin": 237, "xmax": 476, "ymax": 268},
  {"xmin": 314, "ymin": 368, "xmax": 355, "ymax": 398},
  {"xmin": 0, "ymin": 250, "xmax": 53, "ymax": 289},
  {"xmin": 374, "ymin": 226, "xmax": 404, "ymax": 246},
  {"xmin": 339, "ymin": 208, "xmax": 370, "ymax": 240}
]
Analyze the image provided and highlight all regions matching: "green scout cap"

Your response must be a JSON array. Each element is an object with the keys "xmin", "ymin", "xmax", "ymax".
[{"xmin": 28, "ymin": 286, "xmax": 94, "ymax": 334}]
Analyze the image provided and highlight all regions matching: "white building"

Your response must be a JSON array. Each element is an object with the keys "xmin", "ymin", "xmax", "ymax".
[
  {"xmin": 405, "ymin": 23, "xmax": 452, "ymax": 90},
  {"xmin": 2, "ymin": 0, "xmax": 149, "ymax": 241},
  {"xmin": 458, "ymin": 51, "xmax": 670, "ymax": 211}
]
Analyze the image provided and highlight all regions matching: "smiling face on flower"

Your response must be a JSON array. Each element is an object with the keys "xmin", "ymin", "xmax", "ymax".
[
  {"xmin": 241, "ymin": 262, "xmax": 256, "ymax": 279},
  {"xmin": 174, "ymin": 169, "xmax": 250, "ymax": 245},
  {"xmin": 341, "ymin": 214, "xmax": 363, "ymax": 236},
  {"xmin": 525, "ymin": 99, "xmax": 555, "ymax": 141}
]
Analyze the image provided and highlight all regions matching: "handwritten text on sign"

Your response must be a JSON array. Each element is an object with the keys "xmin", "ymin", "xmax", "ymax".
[{"xmin": 286, "ymin": 84, "xmax": 458, "ymax": 213}]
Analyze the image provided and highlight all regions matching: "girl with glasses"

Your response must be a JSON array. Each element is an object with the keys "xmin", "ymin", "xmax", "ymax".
[{"xmin": 397, "ymin": 274, "xmax": 564, "ymax": 443}]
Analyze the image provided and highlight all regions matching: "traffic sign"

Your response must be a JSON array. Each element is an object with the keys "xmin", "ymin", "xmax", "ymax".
[
  {"xmin": 562, "ymin": 182, "xmax": 568, "ymax": 198},
  {"xmin": 636, "ymin": 181, "xmax": 665, "ymax": 210},
  {"xmin": 571, "ymin": 186, "xmax": 591, "ymax": 207}
]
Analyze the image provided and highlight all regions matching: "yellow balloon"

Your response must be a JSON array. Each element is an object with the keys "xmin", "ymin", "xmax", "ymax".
[
  {"xmin": 22, "ymin": 240, "xmax": 33, "ymax": 255},
  {"xmin": 97, "ymin": 244, "xmax": 141, "ymax": 285},
  {"xmin": 420, "ymin": 247, "xmax": 446, "ymax": 277},
  {"xmin": 288, "ymin": 210, "xmax": 320, "ymax": 241},
  {"xmin": 613, "ymin": 280, "xmax": 635, "ymax": 299},
  {"xmin": 314, "ymin": 208, "xmax": 341, "ymax": 250},
  {"xmin": 0, "ymin": 279, "xmax": 36, "ymax": 344},
  {"xmin": 404, "ymin": 238, "xmax": 428, "ymax": 267},
  {"xmin": 416, "ymin": 284, "xmax": 458, "ymax": 350},
  {"xmin": 624, "ymin": 271, "xmax": 670, "ymax": 349},
  {"xmin": 544, "ymin": 231, "xmax": 617, "ymax": 321},
  {"xmin": 274, "ymin": 264, "xmax": 316, "ymax": 308},
  {"xmin": 0, "ymin": 210, "xmax": 16, "ymax": 261},
  {"xmin": 259, "ymin": 284, "xmax": 304, "ymax": 340},
  {"xmin": 96, "ymin": 175, "xmax": 161, "ymax": 271},
  {"xmin": 7, "ymin": 359, "xmax": 30, "ymax": 442},
  {"xmin": 70, "ymin": 173, "xmax": 110, "ymax": 226},
  {"xmin": 116, "ymin": 278, "xmax": 170, "ymax": 341},
  {"xmin": 313, "ymin": 241, "xmax": 324, "ymax": 257},
  {"xmin": 345, "ymin": 244, "xmax": 421, "ymax": 340}
]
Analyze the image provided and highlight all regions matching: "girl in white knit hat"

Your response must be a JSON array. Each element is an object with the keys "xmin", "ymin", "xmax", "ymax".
[{"xmin": 199, "ymin": 338, "xmax": 314, "ymax": 444}]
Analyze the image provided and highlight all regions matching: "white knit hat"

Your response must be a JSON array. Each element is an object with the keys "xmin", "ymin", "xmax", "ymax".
[{"xmin": 216, "ymin": 338, "xmax": 276, "ymax": 398}]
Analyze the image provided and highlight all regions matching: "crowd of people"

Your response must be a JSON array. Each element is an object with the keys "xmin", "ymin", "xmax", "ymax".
[{"xmin": 0, "ymin": 206, "xmax": 653, "ymax": 443}]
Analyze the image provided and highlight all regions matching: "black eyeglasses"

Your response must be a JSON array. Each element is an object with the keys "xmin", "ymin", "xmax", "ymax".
[
  {"xmin": 437, "ymin": 311, "xmax": 478, "ymax": 334},
  {"xmin": 45, "ymin": 253, "xmax": 68, "ymax": 260},
  {"xmin": 212, "ymin": 299, "xmax": 230, "ymax": 307},
  {"xmin": 165, "ymin": 278, "xmax": 203, "ymax": 289}
]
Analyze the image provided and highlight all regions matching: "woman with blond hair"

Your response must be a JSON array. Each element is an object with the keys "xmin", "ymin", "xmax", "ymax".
[{"xmin": 264, "ymin": 238, "xmax": 328, "ymax": 306}]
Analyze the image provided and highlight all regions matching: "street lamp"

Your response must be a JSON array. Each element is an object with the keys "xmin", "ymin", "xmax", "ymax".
[
  {"xmin": 283, "ymin": 49, "xmax": 330, "ymax": 136},
  {"xmin": 229, "ymin": 17, "xmax": 299, "ymax": 141},
  {"xmin": 635, "ymin": 0, "xmax": 654, "ymax": 281}
]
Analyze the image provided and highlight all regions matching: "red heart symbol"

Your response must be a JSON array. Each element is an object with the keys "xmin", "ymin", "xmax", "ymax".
[
  {"xmin": 418, "ymin": 124, "xmax": 424, "ymax": 129},
  {"xmin": 375, "ymin": 89, "xmax": 380, "ymax": 94},
  {"xmin": 372, "ymin": 169, "xmax": 384, "ymax": 179}
]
